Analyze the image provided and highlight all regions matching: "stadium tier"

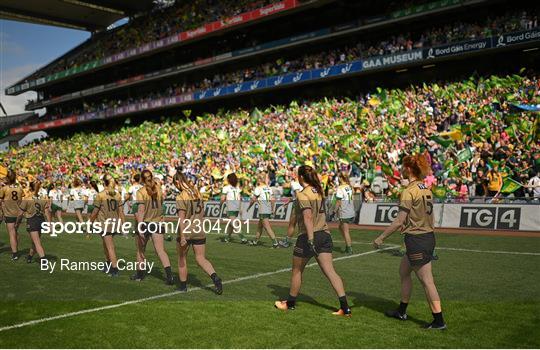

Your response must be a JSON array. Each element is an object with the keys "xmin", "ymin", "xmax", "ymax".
[{"xmin": 5, "ymin": 74, "xmax": 539, "ymax": 202}]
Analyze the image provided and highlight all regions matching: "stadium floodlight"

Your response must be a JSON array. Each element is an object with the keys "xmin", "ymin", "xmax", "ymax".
[{"xmin": 60, "ymin": 0, "xmax": 124, "ymax": 15}]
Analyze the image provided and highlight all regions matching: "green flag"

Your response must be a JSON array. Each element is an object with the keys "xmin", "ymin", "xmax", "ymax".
[
  {"xmin": 500, "ymin": 178, "xmax": 522, "ymax": 194},
  {"xmin": 430, "ymin": 135, "xmax": 453, "ymax": 148},
  {"xmin": 457, "ymin": 147, "xmax": 472, "ymax": 163},
  {"xmin": 432, "ymin": 186, "xmax": 447, "ymax": 199}
]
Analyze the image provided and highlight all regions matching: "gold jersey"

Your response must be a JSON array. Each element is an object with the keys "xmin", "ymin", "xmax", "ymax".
[
  {"xmin": 296, "ymin": 185, "xmax": 329, "ymax": 234},
  {"xmin": 399, "ymin": 180, "xmax": 434, "ymax": 235},
  {"xmin": 136, "ymin": 186, "xmax": 163, "ymax": 222},
  {"xmin": 0, "ymin": 184, "xmax": 23, "ymax": 217},
  {"xmin": 176, "ymin": 189, "xmax": 204, "ymax": 239},
  {"xmin": 19, "ymin": 195, "xmax": 49, "ymax": 219},
  {"xmin": 94, "ymin": 190, "xmax": 123, "ymax": 224}
]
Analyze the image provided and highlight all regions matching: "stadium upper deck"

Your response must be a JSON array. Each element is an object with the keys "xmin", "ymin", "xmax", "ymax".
[{"xmin": 5, "ymin": 0, "xmax": 540, "ymax": 135}]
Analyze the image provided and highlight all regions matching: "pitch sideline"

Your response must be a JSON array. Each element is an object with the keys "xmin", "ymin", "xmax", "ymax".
[{"xmin": 0, "ymin": 246, "xmax": 397, "ymax": 333}]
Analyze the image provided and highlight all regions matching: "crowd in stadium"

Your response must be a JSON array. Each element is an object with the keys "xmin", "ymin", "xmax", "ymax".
[
  {"xmin": 23, "ymin": 0, "xmax": 285, "ymax": 80},
  {"xmin": 6, "ymin": 73, "xmax": 540, "ymax": 203},
  {"xmin": 42, "ymin": 9, "xmax": 538, "ymax": 121}
]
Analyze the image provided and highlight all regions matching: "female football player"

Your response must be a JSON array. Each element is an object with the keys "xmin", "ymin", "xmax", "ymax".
[
  {"xmin": 220, "ymin": 173, "xmax": 246, "ymax": 243},
  {"xmin": 373, "ymin": 154, "xmax": 446, "ymax": 330},
  {"xmin": 247, "ymin": 173, "xmax": 278, "ymax": 248},
  {"xmin": 275, "ymin": 165, "xmax": 351, "ymax": 316},
  {"xmin": 0, "ymin": 170, "xmax": 23, "ymax": 260},
  {"xmin": 279, "ymin": 168, "xmax": 303, "ymax": 248},
  {"xmin": 132, "ymin": 169, "xmax": 174, "ymax": 285},
  {"xmin": 174, "ymin": 172, "xmax": 223, "ymax": 294},
  {"xmin": 90, "ymin": 174, "xmax": 124, "ymax": 277},
  {"xmin": 70, "ymin": 178, "xmax": 85, "ymax": 223},
  {"xmin": 17, "ymin": 180, "xmax": 50, "ymax": 263},
  {"xmin": 48, "ymin": 182, "xmax": 64, "ymax": 223},
  {"xmin": 335, "ymin": 172, "xmax": 355, "ymax": 254}
]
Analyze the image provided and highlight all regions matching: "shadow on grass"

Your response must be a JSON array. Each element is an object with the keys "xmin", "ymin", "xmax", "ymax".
[
  {"xmin": 266, "ymin": 284, "xmax": 336, "ymax": 311},
  {"xmin": 348, "ymin": 291, "xmax": 425, "ymax": 326}
]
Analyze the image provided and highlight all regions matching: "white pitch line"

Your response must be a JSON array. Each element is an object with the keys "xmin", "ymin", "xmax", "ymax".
[{"xmin": 0, "ymin": 246, "xmax": 396, "ymax": 333}]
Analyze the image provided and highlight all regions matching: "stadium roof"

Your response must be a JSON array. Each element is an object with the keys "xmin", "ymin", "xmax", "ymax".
[{"xmin": 0, "ymin": 0, "xmax": 156, "ymax": 31}]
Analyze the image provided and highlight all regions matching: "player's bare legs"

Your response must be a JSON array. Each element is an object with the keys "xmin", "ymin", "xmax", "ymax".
[
  {"xmin": 6, "ymin": 223, "xmax": 18, "ymax": 258},
  {"xmin": 400, "ymin": 256, "xmax": 413, "ymax": 303},
  {"xmin": 413, "ymin": 262, "xmax": 442, "ymax": 313},
  {"xmin": 316, "ymin": 252, "xmax": 346, "ymax": 297}
]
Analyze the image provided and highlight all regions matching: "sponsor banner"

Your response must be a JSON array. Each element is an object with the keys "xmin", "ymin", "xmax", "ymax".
[
  {"xmin": 358, "ymin": 203, "xmax": 443, "ymax": 227},
  {"xmin": 493, "ymin": 27, "xmax": 540, "ymax": 47},
  {"xmin": 425, "ymin": 37, "xmax": 491, "ymax": 59},
  {"xmin": 358, "ymin": 202, "xmax": 539, "ymax": 232},
  {"xmin": 362, "ymin": 49, "xmax": 423, "ymax": 70},
  {"xmin": 441, "ymin": 203, "xmax": 540, "ymax": 231}
]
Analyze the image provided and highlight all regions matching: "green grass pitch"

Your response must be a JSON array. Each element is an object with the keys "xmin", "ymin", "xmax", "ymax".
[{"xmin": 0, "ymin": 221, "xmax": 539, "ymax": 348}]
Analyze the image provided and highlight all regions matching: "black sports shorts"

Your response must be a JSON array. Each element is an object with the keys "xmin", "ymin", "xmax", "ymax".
[
  {"xmin": 139, "ymin": 222, "xmax": 164, "ymax": 236},
  {"xmin": 4, "ymin": 216, "xmax": 17, "ymax": 224},
  {"xmin": 293, "ymin": 231, "xmax": 333, "ymax": 258},
  {"xmin": 26, "ymin": 215, "xmax": 45, "ymax": 233},
  {"xmin": 177, "ymin": 237, "xmax": 206, "ymax": 246},
  {"xmin": 404, "ymin": 232, "xmax": 436, "ymax": 266}
]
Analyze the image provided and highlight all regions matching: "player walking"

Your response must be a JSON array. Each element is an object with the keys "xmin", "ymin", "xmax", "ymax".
[
  {"xmin": 373, "ymin": 154, "xmax": 446, "ymax": 330},
  {"xmin": 90, "ymin": 174, "xmax": 124, "ymax": 277},
  {"xmin": 174, "ymin": 172, "xmax": 223, "ymax": 294},
  {"xmin": 220, "ymin": 173, "xmax": 247, "ymax": 243},
  {"xmin": 335, "ymin": 172, "xmax": 355, "ymax": 254},
  {"xmin": 0, "ymin": 170, "xmax": 23, "ymax": 260},
  {"xmin": 275, "ymin": 165, "xmax": 351, "ymax": 316},
  {"xmin": 279, "ymin": 168, "xmax": 303, "ymax": 248},
  {"xmin": 131, "ymin": 169, "xmax": 174, "ymax": 285},
  {"xmin": 17, "ymin": 180, "xmax": 50, "ymax": 264},
  {"xmin": 70, "ymin": 178, "xmax": 85, "ymax": 223},
  {"xmin": 247, "ymin": 173, "xmax": 278, "ymax": 248}
]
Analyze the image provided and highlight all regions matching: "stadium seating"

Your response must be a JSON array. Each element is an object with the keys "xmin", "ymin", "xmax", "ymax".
[{"xmin": 9, "ymin": 73, "xmax": 539, "ymax": 201}]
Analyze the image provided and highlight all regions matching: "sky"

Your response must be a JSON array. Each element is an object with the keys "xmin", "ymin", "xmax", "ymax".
[{"xmin": 0, "ymin": 19, "xmax": 90, "ymax": 116}]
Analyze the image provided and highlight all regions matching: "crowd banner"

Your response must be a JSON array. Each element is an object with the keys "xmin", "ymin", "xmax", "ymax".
[{"xmin": 362, "ymin": 49, "xmax": 423, "ymax": 70}]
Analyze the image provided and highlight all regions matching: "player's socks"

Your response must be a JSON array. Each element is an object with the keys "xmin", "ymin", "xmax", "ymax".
[
  {"xmin": 286, "ymin": 295, "xmax": 296, "ymax": 309},
  {"xmin": 109, "ymin": 267, "xmax": 119, "ymax": 277},
  {"xmin": 177, "ymin": 280, "xmax": 187, "ymax": 292},
  {"xmin": 26, "ymin": 255, "xmax": 33, "ymax": 263},
  {"xmin": 211, "ymin": 273, "xmax": 223, "ymax": 295},
  {"xmin": 272, "ymin": 239, "xmax": 278, "ymax": 248},
  {"xmin": 432, "ymin": 312, "xmax": 445, "ymax": 327},
  {"xmin": 164, "ymin": 266, "xmax": 174, "ymax": 285},
  {"xmin": 338, "ymin": 295, "xmax": 351, "ymax": 312},
  {"xmin": 11, "ymin": 252, "xmax": 18, "ymax": 261},
  {"xmin": 398, "ymin": 301, "xmax": 408, "ymax": 315},
  {"xmin": 130, "ymin": 269, "xmax": 145, "ymax": 281},
  {"xmin": 345, "ymin": 246, "xmax": 353, "ymax": 254}
]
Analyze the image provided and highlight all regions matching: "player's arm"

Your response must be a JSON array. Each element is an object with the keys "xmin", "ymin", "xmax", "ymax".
[
  {"xmin": 373, "ymin": 210, "xmax": 407, "ymax": 248},
  {"xmin": 89, "ymin": 196, "xmax": 101, "ymax": 222},
  {"xmin": 15, "ymin": 201, "xmax": 26, "ymax": 229},
  {"xmin": 118, "ymin": 198, "xmax": 126, "ymax": 223},
  {"xmin": 44, "ymin": 200, "xmax": 52, "ymax": 223}
]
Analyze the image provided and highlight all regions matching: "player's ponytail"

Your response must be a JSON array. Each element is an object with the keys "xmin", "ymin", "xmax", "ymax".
[
  {"xmin": 30, "ymin": 180, "xmax": 41, "ymax": 196},
  {"xmin": 173, "ymin": 172, "xmax": 200, "ymax": 200},
  {"xmin": 298, "ymin": 165, "xmax": 324, "ymax": 199},
  {"xmin": 141, "ymin": 169, "xmax": 158, "ymax": 200},
  {"xmin": 403, "ymin": 154, "xmax": 430, "ymax": 180},
  {"xmin": 5, "ymin": 169, "xmax": 16, "ymax": 185},
  {"xmin": 103, "ymin": 174, "xmax": 116, "ymax": 196}
]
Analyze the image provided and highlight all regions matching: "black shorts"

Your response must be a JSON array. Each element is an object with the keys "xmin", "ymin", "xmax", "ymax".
[
  {"xmin": 139, "ymin": 222, "xmax": 165, "ymax": 236},
  {"xmin": 177, "ymin": 237, "xmax": 206, "ymax": 245},
  {"xmin": 293, "ymin": 231, "xmax": 333, "ymax": 258},
  {"xmin": 5, "ymin": 216, "xmax": 17, "ymax": 224},
  {"xmin": 404, "ymin": 232, "xmax": 436, "ymax": 266},
  {"xmin": 27, "ymin": 215, "xmax": 45, "ymax": 233}
]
